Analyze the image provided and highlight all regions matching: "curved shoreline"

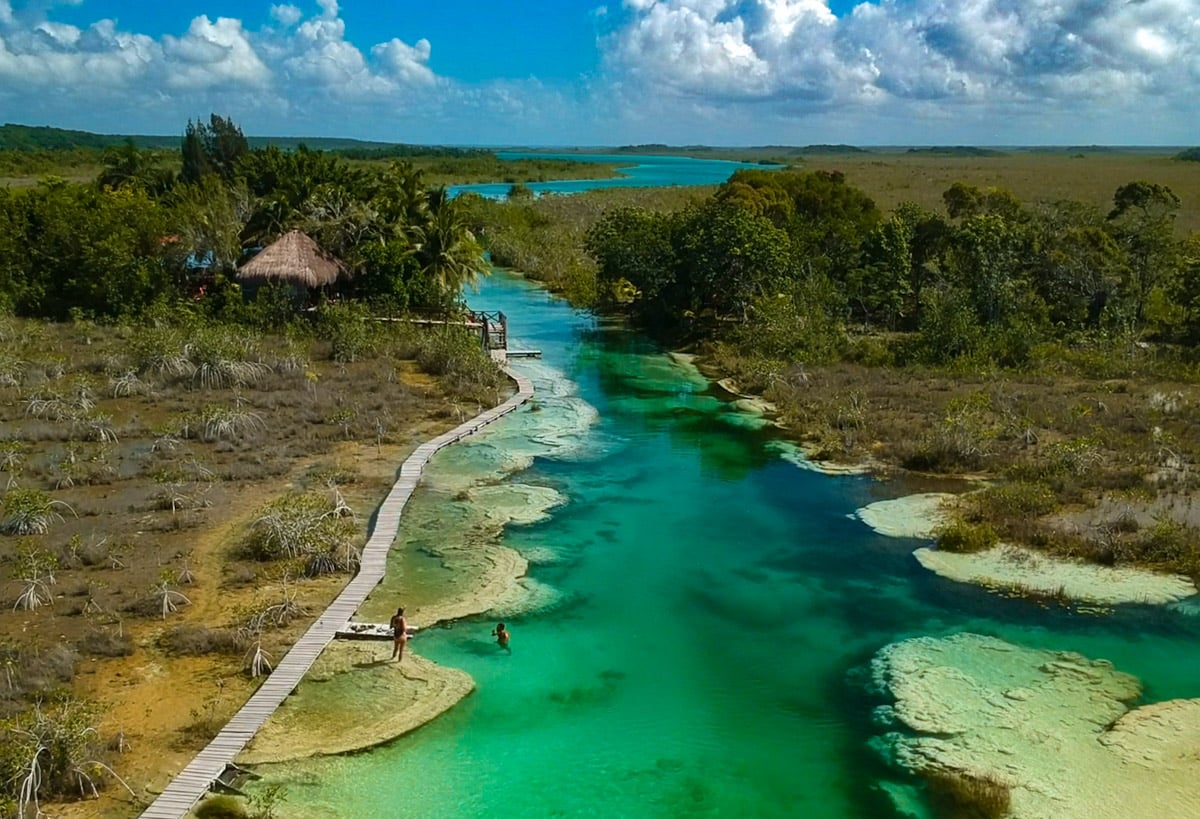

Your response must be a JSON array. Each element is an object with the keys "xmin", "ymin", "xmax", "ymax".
[{"xmin": 141, "ymin": 366, "xmax": 534, "ymax": 818}]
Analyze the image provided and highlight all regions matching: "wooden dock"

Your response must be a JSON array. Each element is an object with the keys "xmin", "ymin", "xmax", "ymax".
[{"xmin": 140, "ymin": 366, "xmax": 534, "ymax": 819}]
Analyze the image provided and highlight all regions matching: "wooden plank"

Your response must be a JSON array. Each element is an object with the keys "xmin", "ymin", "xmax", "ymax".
[{"xmin": 141, "ymin": 362, "xmax": 532, "ymax": 819}]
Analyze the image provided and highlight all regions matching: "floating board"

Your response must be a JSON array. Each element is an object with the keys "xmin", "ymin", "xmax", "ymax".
[{"xmin": 335, "ymin": 622, "xmax": 418, "ymax": 641}]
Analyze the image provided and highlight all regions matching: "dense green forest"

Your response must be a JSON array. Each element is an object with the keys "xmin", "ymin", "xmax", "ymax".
[
  {"xmin": 472, "ymin": 168, "xmax": 1200, "ymax": 367},
  {"xmin": 0, "ymin": 115, "xmax": 491, "ymax": 320},
  {"xmin": 464, "ymin": 168, "xmax": 1200, "ymax": 578}
]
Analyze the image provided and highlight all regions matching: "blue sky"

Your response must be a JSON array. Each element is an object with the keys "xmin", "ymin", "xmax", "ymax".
[{"xmin": 1, "ymin": 0, "xmax": 1196, "ymax": 145}]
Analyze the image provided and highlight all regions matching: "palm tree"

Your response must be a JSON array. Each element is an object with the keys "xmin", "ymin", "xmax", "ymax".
[{"xmin": 410, "ymin": 196, "xmax": 489, "ymax": 300}]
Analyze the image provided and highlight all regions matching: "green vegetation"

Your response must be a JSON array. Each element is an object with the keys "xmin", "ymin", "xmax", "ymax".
[
  {"xmin": 0, "ymin": 118, "xmax": 494, "ymax": 320},
  {"xmin": 0, "ymin": 123, "xmax": 620, "ymax": 189},
  {"xmin": 463, "ymin": 158, "xmax": 1200, "ymax": 579},
  {"xmin": 0, "ymin": 114, "xmax": 513, "ymax": 811},
  {"xmin": 935, "ymin": 521, "xmax": 1000, "ymax": 554}
]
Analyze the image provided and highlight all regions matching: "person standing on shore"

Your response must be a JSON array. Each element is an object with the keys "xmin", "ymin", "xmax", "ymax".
[{"xmin": 390, "ymin": 607, "xmax": 408, "ymax": 662}]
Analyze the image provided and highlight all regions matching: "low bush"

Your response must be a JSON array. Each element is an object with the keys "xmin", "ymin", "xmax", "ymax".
[
  {"xmin": 1124, "ymin": 519, "xmax": 1200, "ymax": 575},
  {"xmin": 936, "ymin": 520, "xmax": 1000, "ymax": 554},
  {"xmin": 76, "ymin": 630, "xmax": 134, "ymax": 658},
  {"xmin": 971, "ymin": 482, "xmax": 1057, "ymax": 522},
  {"xmin": 196, "ymin": 795, "xmax": 249, "ymax": 819},
  {"xmin": 0, "ymin": 641, "xmax": 78, "ymax": 703},
  {"xmin": 159, "ymin": 625, "xmax": 244, "ymax": 656},
  {"xmin": 0, "ymin": 697, "xmax": 120, "ymax": 809}
]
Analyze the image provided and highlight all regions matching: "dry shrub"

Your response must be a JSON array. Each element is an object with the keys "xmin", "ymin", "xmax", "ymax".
[
  {"xmin": 0, "ymin": 641, "xmax": 78, "ymax": 704},
  {"xmin": 159, "ymin": 625, "xmax": 244, "ymax": 656},
  {"xmin": 76, "ymin": 630, "xmax": 133, "ymax": 658},
  {"xmin": 925, "ymin": 770, "xmax": 1012, "ymax": 819}
]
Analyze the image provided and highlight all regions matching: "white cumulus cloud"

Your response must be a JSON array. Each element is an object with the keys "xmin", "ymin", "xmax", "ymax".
[
  {"xmin": 162, "ymin": 15, "xmax": 270, "ymax": 89},
  {"xmin": 604, "ymin": 0, "xmax": 1200, "ymax": 133},
  {"xmin": 269, "ymin": 4, "xmax": 303, "ymax": 28}
]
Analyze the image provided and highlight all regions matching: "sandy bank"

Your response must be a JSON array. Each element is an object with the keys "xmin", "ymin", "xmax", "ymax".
[
  {"xmin": 856, "ymin": 493, "xmax": 956, "ymax": 539},
  {"xmin": 914, "ymin": 544, "xmax": 1197, "ymax": 606},
  {"xmin": 872, "ymin": 633, "xmax": 1200, "ymax": 819},
  {"xmin": 767, "ymin": 439, "xmax": 873, "ymax": 477},
  {"xmin": 239, "ymin": 643, "xmax": 472, "ymax": 765}
]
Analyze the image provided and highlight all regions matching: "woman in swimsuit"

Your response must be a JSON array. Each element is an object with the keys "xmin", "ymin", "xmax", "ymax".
[{"xmin": 390, "ymin": 607, "xmax": 408, "ymax": 662}]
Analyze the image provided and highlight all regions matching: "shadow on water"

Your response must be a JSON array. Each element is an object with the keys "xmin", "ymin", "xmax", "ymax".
[{"xmin": 832, "ymin": 641, "xmax": 923, "ymax": 819}]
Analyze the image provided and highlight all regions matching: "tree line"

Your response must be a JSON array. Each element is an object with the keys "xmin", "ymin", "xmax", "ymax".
[
  {"xmin": 0, "ymin": 114, "xmax": 488, "ymax": 321},
  {"xmin": 581, "ymin": 169, "xmax": 1200, "ymax": 367}
]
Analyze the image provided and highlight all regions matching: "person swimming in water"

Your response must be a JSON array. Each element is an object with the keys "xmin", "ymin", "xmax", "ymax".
[
  {"xmin": 390, "ymin": 606, "xmax": 408, "ymax": 662},
  {"xmin": 492, "ymin": 622, "xmax": 510, "ymax": 652}
]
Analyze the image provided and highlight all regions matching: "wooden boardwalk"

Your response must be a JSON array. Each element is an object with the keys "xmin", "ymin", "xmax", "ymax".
[{"xmin": 140, "ymin": 367, "xmax": 534, "ymax": 819}]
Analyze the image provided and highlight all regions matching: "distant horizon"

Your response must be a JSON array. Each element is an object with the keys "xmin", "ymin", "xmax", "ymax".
[
  {"xmin": 1, "ymin": 122, "xmax": 1192, "ymax": 153},
  {"xmin": 0, "ymin": 1, "xmax": 1195, "ymax": 146}
]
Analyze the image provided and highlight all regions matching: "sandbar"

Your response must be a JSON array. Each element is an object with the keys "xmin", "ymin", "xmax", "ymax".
[
  {"xmin": 768, "ymin": 439, "xmax": 872, "ymax": 477},
  {"xmin": 914, "ymin": 544, "xmax": 1198, "ymax": 606},
  {"xmin": 239, "ymin": 643, "xmax": 472, "ymax": 765},
  {"xmin": 872, "ymin": 633, "xmax": 1200, "ymax": 819},
  {"xmin": 856, "ymin": 493, "xmax": 955, "ymax": 539}
]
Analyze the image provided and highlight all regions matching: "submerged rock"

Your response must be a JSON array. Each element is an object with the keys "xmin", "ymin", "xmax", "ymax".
[
  {"xmin": 856, "ymin": 493, "xmax": 956, "ymax": 539},
  {"xmin": 871, "ymin": 633, "xmax": 1200, "ymax": 818},
  {"xmin": 914, "ymin": 544, "xmax": 1198, "ymax": 606}
]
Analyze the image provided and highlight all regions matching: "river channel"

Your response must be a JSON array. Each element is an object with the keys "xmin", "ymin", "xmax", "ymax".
[{"xmin": 242, "ymin": 268, "xmax": 1200, "ymax": 818}]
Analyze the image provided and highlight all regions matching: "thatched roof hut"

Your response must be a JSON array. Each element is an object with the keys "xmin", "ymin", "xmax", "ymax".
[{"xmin": 237, "ymin": 230, "xmax": 347, "ymax": 288}]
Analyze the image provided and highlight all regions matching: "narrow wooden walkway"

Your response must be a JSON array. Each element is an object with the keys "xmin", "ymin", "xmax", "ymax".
[{"xmin": 140, "ymin": 366, "xmax": 534, "ymax": 819}]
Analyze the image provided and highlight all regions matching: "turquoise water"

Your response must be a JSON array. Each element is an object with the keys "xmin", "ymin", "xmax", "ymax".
[
  {"xmin": 249, "ymin": 273, "xmax": 1200, "ymax": 817},
  {"xmin": 448, "ymin": 153, "xmax": 773, "ymax": 199}
]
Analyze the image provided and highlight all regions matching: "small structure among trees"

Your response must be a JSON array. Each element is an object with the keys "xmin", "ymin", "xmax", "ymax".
[{"xmin": 236, "ymin": 230, "xmax": 348, "ymax": 305}]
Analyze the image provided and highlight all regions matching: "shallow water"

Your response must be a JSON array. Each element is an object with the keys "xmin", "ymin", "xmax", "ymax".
[
  {"xmin": 448, "ymin": 152, "xmax": 772, "ymax": 199},
  {"xmin": 248, "ymin": 273, "xmax": 1200, "ymax": 818}
]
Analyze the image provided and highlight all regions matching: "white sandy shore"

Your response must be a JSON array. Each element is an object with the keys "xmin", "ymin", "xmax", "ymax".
[
  {"xmin": 914, "ymin": 544, "xmax": 1198, "ymax": 606},
  {"xmin": 873, "ymin": 633, "xmax": 1200, "ymax": 819},
  {"xmin": 856, "ymin": 493, "xmax": 956, "ymax": 539},
  {"xmin": 768, "ymin": 439, "xmax": 873, "ymax": 477}
]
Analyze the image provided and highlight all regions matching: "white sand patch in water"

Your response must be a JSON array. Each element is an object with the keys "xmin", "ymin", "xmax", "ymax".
[
  {"xmin": 856, "ymin": 493, "xmax": 956, "ymax": 539},
  {"xmin": 516, "ymin": 545, "xmax": 566, "ymax": 565},
  {"xmin": 487, "ymin": 576, "xmax": 569, "ymax": 618},
  {"xmin": 768, "ymin": 439, "xmax": 872, "ymax": 476},
  {"xmin": 422, "ymin": 358, "xmax": 604, "ymax": 495},
  {"xmin": 914, "ymin": 544, "xmax": 1198, "ymax": 606},
  {"xmin": 871, "ymin": 633, "xmax": 1200, "ymax": 819},
  {"xmin": 408, "ymin": 544, "xmax": 530, "ymax": 628},
  {"xmin": 238, "ymin": 647, "xmax": 472, "ymax": 765},
  {"xmin": 468, "ymin": 483, "xmax": 566, "ymax": 527}
]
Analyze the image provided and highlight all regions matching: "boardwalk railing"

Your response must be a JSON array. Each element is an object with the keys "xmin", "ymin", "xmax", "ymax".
[{"xmin": 140, "ymin": 366, "xmax": 534, "ymax": 819}]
